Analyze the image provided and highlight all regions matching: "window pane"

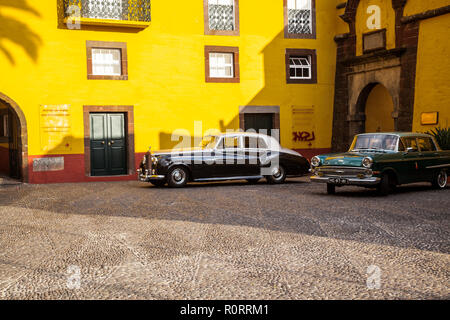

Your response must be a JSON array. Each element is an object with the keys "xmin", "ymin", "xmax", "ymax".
[
  {"xmin": 258, "ymin": 138, "xmax": 268, "ymax": 149},
  {"xmin": 290, "ymin": 68, "xmax": 296, "ymax": 78},
  {"xmin": 418, "ymin": 138, "xmax": 436, "ymax": 151},
  {"xmin": 209, "ymin": 52, "xmax": 234, "ymax": 78},
  {"xmin": 224, "ymin": 137, "xmax": 239, "ymax": 148},
  {"xmin": 92, "ymin": 48, "xmax": 122, "ymax": 76},
  {"xmin": 303, "ymin": 68, "xmax": 310, "ymax": 78}
]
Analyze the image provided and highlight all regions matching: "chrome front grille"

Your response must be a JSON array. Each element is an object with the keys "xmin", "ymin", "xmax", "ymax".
[{"xmin": 315, "ymin": 166, "xmax": 372, "ymax": 178}]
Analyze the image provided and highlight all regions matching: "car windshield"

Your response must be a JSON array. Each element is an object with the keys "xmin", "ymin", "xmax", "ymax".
[
  {"xmin": 350, "ymin": 134, "xmax": 399, "ymax": 152},
  {"xmin": 200, "ymin": 136, "xmax": 218, "ymax": 149}
]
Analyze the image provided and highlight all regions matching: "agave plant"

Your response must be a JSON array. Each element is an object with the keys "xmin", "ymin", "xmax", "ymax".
[{"xmin": 426, "ymin": 127, "xmax": 450, "ymax": 150}]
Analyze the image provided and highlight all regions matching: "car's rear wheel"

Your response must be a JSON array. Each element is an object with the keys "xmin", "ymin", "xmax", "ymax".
[
  {"xmin": 432, "ymin": 169, "xmax": 448, "ymax": 189},
  {"xmin": 327, "ymin": 183, "xmax": 336, "ymax": 195},
  {"xmin": 377, "ymin": 173, "xmax": 391, "ymax": 196},
  {"xmin": 266, "ymin": 166, "xmax": 287, "ymax": 184},
  {"xmin": 246, "ymin": 178, "xmax": 260, "ymax": 184},
  {"xmin": 167, "ymin": 167, "xmax": 188, "ymax": 188},
  {"xmin": 150, "ymin": 180, "xmax": 166, "ymax": 187}
]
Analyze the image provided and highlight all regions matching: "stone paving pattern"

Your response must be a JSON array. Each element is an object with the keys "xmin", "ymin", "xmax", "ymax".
[{"xmin": 0, "ymin": 178, "xmax": 449, "ymax": 299}]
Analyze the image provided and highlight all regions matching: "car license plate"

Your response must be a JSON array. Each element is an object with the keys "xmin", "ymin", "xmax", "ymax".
[{"xmin": 329, "ymin": 178, "xmax": 349, "ymax": 185}]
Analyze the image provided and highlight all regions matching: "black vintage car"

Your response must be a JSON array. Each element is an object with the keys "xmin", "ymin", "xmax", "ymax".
[{"xmin": 138, "ymin": 132, "xmax": 310, "ymax": 187}]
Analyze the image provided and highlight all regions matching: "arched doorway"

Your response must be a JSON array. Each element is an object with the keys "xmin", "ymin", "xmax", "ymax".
[
  {"xmin": 349, "ymin": 82, "xmax": 398, "ymax": 139},
  {"xmin": 0, "ymin": 93, "xmax": 28, "ymax": 182},
  {"xmin": 364, "ymin": 84, "xmax": 395, "ymax": 133}
]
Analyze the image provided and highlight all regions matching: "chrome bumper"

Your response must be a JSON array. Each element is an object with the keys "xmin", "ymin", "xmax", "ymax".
[
  {"xmin": 137, "ymin": 169, "xmax": 165, "ymax": 182},
  {"xmin": 310, "ymin": 175, "xmax": 381, "ymax": 186}
]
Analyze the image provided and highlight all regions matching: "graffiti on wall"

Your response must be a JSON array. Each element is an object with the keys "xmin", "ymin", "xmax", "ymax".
[{"xmin": 293, "ymin": 131, "xmax": 316, "ymax": 143}]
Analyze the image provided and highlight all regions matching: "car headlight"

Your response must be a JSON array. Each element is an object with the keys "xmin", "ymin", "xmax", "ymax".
[
  {"xmin": 311, "ymin": 156, "xmax": 321, "ymax": 167},
  {"xmin": 151, "ymin": 156, "xmax": 158, "ymax": 165},
  {"xmin": 362, "ymin": 157, "xmax": 373, "ymax": 168}
]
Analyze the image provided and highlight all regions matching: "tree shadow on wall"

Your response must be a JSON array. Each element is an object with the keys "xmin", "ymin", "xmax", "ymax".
[{"xmin": 0, "ymin": 0, "xmax": 42, "ymax": 65}]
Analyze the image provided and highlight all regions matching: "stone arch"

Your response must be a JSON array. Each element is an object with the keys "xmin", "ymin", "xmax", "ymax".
[
  {"xmin": 347, "ymin": 63, "xmax": 401, "ymax": 138},
  {"xmin": 0, "ymin": 92, "xmax": 28, "ymax": 182}
]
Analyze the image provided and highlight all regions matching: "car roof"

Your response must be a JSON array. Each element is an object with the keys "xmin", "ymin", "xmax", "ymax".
[
  {"xmin": 210, "ymin": 132, "xmax": 271, "ymax": 138},
  {"xmin": 356, "ymin": 132, "xmax": 433, "ymax": 138}
]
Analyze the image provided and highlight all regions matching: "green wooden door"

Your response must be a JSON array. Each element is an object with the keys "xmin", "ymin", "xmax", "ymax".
[
  {"xmin": 90, "ymin": 113, "xmax": 127, "ymax": 176},
  {"xmin": 244, "ymin": 113, "xmax": 274, "ymax": 135}
]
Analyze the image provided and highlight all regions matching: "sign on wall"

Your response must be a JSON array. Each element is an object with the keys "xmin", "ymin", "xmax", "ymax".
[
  {"xmin": 33, "ymin": 157, "xmax": 65, "ymax": 172},
  {"xmin": 40, "ymin": 105, "xmax": 72, "ymax": 153},
  {"xmin": 421, "ymin": 112, "xmax": 439, "ymax": 125}
]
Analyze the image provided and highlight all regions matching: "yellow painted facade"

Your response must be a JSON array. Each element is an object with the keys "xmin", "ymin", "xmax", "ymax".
[
  {"xmin": 412, "ymin": 13, "xmax": 450, "ymax": 132},
  {"xmin": 0, "ymin": 0, "xmax": 449, "ymax": 182},
  {"xmin": 0, "ymin": 0, "xmax": 340, "ymax": 158}
]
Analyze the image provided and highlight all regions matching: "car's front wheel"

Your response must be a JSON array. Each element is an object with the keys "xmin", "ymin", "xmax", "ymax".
[
  {"xmin": 377, "ymin": 173, "xmax": 392, "ymax": 196},
  {"xmin": 327, "ymin": 183, "xmax": 336, "ymax": 195},
  {"xmin": 266, "ymin": 166, "xmax": 286, "ymax": 184},
  {"xmin": 167, "ymin": 167, "xmax": 188, "ymax": 188},
  {"xmin": 432, "ymin": 169, "xmax": 448, "ymax": 189}
]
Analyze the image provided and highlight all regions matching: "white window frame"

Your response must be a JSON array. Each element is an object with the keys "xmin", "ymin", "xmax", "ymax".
[
  {"xmin": 91, "ymin": 48, "xmax": 122, "ymax": 76},
  {"xmin": 287, "ymin": 0, "xmax": 312, "ymax": 10},
  {"xmin": 289, "ymin": 56, "xmax": 312, "ymax": 80},
  {"xmin": 209, "ymin": 52, "xmax": 234, "ymax": 79}
]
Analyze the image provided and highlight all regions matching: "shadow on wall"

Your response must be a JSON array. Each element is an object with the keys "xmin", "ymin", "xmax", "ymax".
[
  {"xmin": 0, "ymin": 0, "xmax": 42, "ymax": 65},
  {"xmin": 157, "ymin": 30, "xmax": 290, "ymax": 151}
]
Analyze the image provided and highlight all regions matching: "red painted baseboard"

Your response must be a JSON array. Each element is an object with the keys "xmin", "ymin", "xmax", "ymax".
[
  {"xmin": 0, "ymin": 146, "xmax": 9, "ymax": 175},
  {"xmin": 294, "ymin": 148, "xmax": 332, "ymax": 161},
  {"xmin": 27, "ymin": 153, "xmax": 146, "ymax": 184}
]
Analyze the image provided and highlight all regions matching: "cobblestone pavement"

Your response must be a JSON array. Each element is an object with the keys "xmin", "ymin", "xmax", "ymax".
[{"xmin": 0, "ymin": 178, "xmax": 449, "ymax": 300}]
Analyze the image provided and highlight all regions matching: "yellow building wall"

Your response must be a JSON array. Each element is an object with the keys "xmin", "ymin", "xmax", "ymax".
[
  {"xmin": 365, "ymin": 84, "xmax": 395, "ymax": 133},
  {"xmin": 404, "ymin": 0, "xmax": 450, "ymax": 16},
  {"xmin": 355, "ymin": 0, "xmax": 396, "ymax": 56},
  {"xmin": 0, "ymin": 0, "xmax": 341, "ymax": 162},
  {"xmin": 412, "ymin": 13, "xmax": 450, "ymax": 132}
]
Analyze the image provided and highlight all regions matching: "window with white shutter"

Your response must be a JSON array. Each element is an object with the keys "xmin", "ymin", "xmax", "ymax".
[
  {"xmin": 209, "ymin": 53, "xmax": 234, "ymax": 78},
  {"xmin": 86, "ymin": 41, "xmax": 128, "ymax": 80},
  {"xmin": 92, "ymin": 48, "xmax": 122, "ymax": 76},
  {"xmin": 285, "ymin": 49, "xmax": 317, "ymax": 84},
  {"xmin": 205, "ymin": 46, "xmax": 240, "ymax": 83},
  {"xmin": 289, "ymin": 56, "xmax": 311, "ymax": 80}
]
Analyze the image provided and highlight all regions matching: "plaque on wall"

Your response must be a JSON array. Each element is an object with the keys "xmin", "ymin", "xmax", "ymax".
[
  {"xmin": 421, "ymin": 112, "xmax": 439, "ymax": 125},
  {"xmin": 363, "ymin": 29, "xmax": 386, "ymax": 53}
]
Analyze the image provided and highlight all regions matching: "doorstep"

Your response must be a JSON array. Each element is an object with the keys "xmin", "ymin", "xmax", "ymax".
[{"xmin": 0, "ymin": 175, "xmax": 22, "ymax": 186}]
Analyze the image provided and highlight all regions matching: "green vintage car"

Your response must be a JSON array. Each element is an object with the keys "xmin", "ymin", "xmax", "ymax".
[{"xmin": 310, "ymin": 132, "xmax": 450, "ymax": 195}]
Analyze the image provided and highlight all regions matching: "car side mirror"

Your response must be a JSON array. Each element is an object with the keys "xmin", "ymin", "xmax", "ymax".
[{"xmin": 406, "ymin": 147, "xmax": 418, "ymax": 153}]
